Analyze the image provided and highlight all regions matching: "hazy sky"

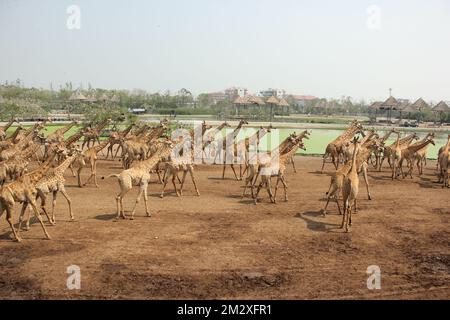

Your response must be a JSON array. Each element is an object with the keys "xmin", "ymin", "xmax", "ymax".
[{"xmin": 1, "ymin": 0, "xmax": 449, "ymax": 101}]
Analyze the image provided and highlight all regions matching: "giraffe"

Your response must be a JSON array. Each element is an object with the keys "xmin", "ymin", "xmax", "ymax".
[
  {"xmin": 242, "ymin": 133, "xmax": 304, "ymax": 199},
  {"xmin": 229, "ymin": 125, "xmax": 272, "ymax": 180},
  {"xmin": 20, "ymin": 148, "xmax": 84, "ymax": 229},
  {"xmin": 0, "ymin": 143, "xmax": 40, "ymax": 185},
  {"xmin": 75, "ymin": 137, "xmax": 112, "ymax": 187},
  {"xmin": 217, "ymin": 120, "xmax": 248, "ymax": 180},
  {"xmin": 0, "ymin": 117, "xmax": 19, "ymax": 141},
  {"xmin": 285, "ymin": 130, "xmax": 310, "ymax": 173},
  {"xmin": 342, "ymin": 129, "xmax": 377, "ymax": 163},
  {"xmin": 341, "ymin": 137, "xmax": 361, "ymax": 232},
  {"xmin": 321, "ymin": 120, "xmax": 363, "ymax": 172},
  {"xmin": 407, "ymin": 132, "xmax": 435, "ymax": 175},
  {"xmin": 438, "ymin": 135, "xmax": 450, "ymax": 188},
  {"xmin": 105, "ymin": 123, "xmax": 135, "ymax": 160},
  {"xmin": 379, "ymin": 132, "xmax": 419, "ymax": 171},
  {"xmin": 14, "ymin": 118, "xmax": 50, "ymax": 143},
  {"xmin": 390, "ymin": 131, "xmax": 403, "ymax": 180},
  {"xmin": 104, "ymin": 140, "xmax": 173, "ymax": 220},
  {"xmin": 81, "ymin": 118, "xmax": 111, "ymax": 149},
  {"xmin": 252, "ymin": 139, "xmax": 305, "ymax": 204},
  {"xmin": 0, "ymin": 148, "xmax": 63, "ymax": 242},
  {"xmin": 203, "ymin": 121, "xmax": 230, "ymax": 149},
  {"xmin": 272, "ymin": 140, "xmax": 307, "ymax": 203},
  {"xmin": 160, "ymin": 151, "xmax": 200, "ymax": 198},
  {"xmin": 0, "ymin": 127, "xmax": 41, "ymax": 161},
  {"xmin": 371, "ymin": 128, "xmax": 398, "ymax": 169},
  {"xmin": 322, "ymin": 138, "xmax": 381, "ymax": 216},
  {"xmin": 0, "ymin": 125, "xmax": 24, "ymax": 149},
  {"xmin": 398, "ymin": 138, "xmax": 435, "ymax": 179}
]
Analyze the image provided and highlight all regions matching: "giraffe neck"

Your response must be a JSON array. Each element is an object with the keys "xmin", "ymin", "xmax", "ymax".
[
  {"xmin": 65, "ymin": 130, "xmax": 84, "ymax": 147},
  {"xmin": 27, "ymin": 152, "xmax": 58, "ymax": 184},
  {"xmin": 94, "ymin": 139, "xmax": 111, "ymax": 153},
  {"xmin": 2, "ymin": 118, "xmax": 15, "ymax": 131},
  {"xmin": 399, "ymin": 134, "xmax": 416, "ymax": 145},
  {"xmin": 17, "ymin": 130, "xmax": 37, "ymax": 148},
  {"xmin": 61, "ymin": 122, "xmax": 76, "ymax": 134},
  {"xmin": 9, "ymin": 127, "xmax": 22, "ymax": 141},
  {"xmin": 350, "ymin": 142, "xmax": 359, "ymax": 173},
  {"xmin": 394, "ymin": 133, "xmax": 401, "ymax": 149},
  {"xmin": 96, "ymin": 119, "xmax": 109, "ymax": 131},
  {"xmin": 380, "ymin": 130, "xmax": 394, "ymax": 143},
  {"xmin": 209, "ymin": 123, "xmax": 227, "ymax": 137},
  {"xmin": 336, "ymin": 125, "xmax": 358, "ymax": 142},
  {"xmin": 408, "ymin": 139, "xmax": 433, "ymax": 153},
  {"xmin": 54, "ymin": 153, "xmax": 78, "ymax": 175},
  {"xmin": 341, "ymin": 126, "xmax": 359, "ymax": 140},
  {"xmin": 228, "ymin": 124, "xmax": 243, "ymax": 142},
  {"xmin": 141, "ymin": 146, "xmax": 171, "ymax": 170},
  {"xmin": 360, "ymin": 131, "xmax": 375, "ymax": 144},
  {"xmin": 121, "ymin": 124, "xmax": 134, "ymax": 137}
]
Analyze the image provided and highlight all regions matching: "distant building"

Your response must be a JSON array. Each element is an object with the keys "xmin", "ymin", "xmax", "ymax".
[
  {"xmin": 260, "ymin": 88, "xmax": 286, "ymax": 99},
  {"xmin": 224, "ymin": 87, "xmax": 248, "ymax": 100},
  {"xmin": 208, "ymin": 92, "xmax": 227, "ymax": 104},
  {"xmin": 290, "ymin": 94, "xmax": 317, "ymax": 107}
]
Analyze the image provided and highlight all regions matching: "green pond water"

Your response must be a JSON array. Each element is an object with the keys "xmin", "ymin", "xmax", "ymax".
[{"xmin": 6, "ymin": 125, "xmax": 446, "ymax": 159}]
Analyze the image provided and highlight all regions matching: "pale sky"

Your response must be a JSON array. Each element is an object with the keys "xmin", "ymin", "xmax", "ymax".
[{"xmin": 1, "ymin": 0, "xmax": 449, "ymax": 102}]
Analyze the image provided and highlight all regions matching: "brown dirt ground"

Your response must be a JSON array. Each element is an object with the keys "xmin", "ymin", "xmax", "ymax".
[{"xmin": 0, "ymin": 156, "xmax": 449, "ymax": 300}]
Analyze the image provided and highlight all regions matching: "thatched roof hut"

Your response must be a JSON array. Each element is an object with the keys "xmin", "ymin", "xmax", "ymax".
[
  {"xmin": 432, "ymin": 101, "xmax": 450, "ymax": 112},
  {"xmin": 368, "ymin": 101, "xmax": 382, "ymax": 110},
  {"xmin": 266, "ymin": 96, "xmax": 279, "ymax": 105},
  {"xmin": 380, "ymin": 96, "xmax": 400, "ymax": 110},
  {"xmin": 411, "ymin": 97, "xmax": 430, "ymax": 110},
  {"xmin": 278, "ymin": 98, "xmax": 289, "ymax": 107}
]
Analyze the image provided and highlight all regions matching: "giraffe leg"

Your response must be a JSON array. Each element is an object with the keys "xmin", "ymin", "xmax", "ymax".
[
  {"xmin": 267, "ymin": 178, "xmax": 275, "ymax": 203},
  {"xmin": 273, "ymin": 175, "xmax": 281, "ymax": 203},
  {"xmin": 321, "ymin": 153, "xmax": 328, "ymax": 173},
  {"xmin": 59, "ymin": 186, "xmax": 74, "ymax": 221},
  {"xmin": 172, "ymin": 172, "xmax": 180, "ymax": 197},
  {"xmin": 17, "ymin": 202, "xmax": 28, "ymax": 234},
  {"xmin": 230, "ymin": 164, "xmax": 239, "ymax": 180},
  {"xmin": 189, "ymin": 166, "xmax": 200, "ymax": 196},
  {"xmin": 322, "ymin": 184, "xmax": 338, "ymax": 216},
  {"xmin": 341, "ymin": 200, "xmax": 347, "ymax": 229},
  {"xmin": 160, "ymin": 171, "xmax": 170, "ymax": 198},
  {"xmin": 335, "ymin": 193, "xmax": 343, "ymax": 215},
  {"xmin": 69, "ymin": 164, "xmax": 76, "ymax": 177},
  {"xmin": 361, "ymin": 165, "xmax": 372, "ymax": 200},
  {"xmin": 291, "ymin": 156, "xmax": 297, "ymax": 173},
  {"xmin": 143, "ymin": 184, "xmax": 151, "ymax": 217},
  {"xmin": 29, "ymin": 199, "xmax": 51, "ymax": 239},
  {"xmin": 254, "ymin": 181, "xmax": 264, "ymax": 204},
  {"xmin": 77, "ymin": 167, "xmax": 83, "ymax": 187},
  {"xmin": 83, "ymin": 161, "xmax": 96, "ymax": 186},
  {"xmin": 280, "ymin": 175, "xmax": 288, "ymax": 202},
  {"xmin": 179, "ymin": 169, "xmax": 187, "ymax": 196},
  {"xmin": 242, "ymin": 173, "xmax": 253, "ymax": 198},
  {"xmin": 5, "ymin": 204, "xmax": 21, "ymax": 242},
  {"xmin": 222, "ymin": 163, "xmax": 226, "ymax": 179},
  {"xmin": 93, "ymin": 161, "xmax": 99, "ymax": 187},
  {"xmin": 130, "ymin": 183, "xmax": 146, "ymax": 220}
]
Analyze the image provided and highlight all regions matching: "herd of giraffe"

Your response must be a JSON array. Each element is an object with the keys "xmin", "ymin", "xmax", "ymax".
[
  {"xmin": 321, "ymin": 120, "xmax": 450, "ymax": 231},
  {"xmin": 0, "ymin": 117, "xmax": 449, "ymax": 241}
]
